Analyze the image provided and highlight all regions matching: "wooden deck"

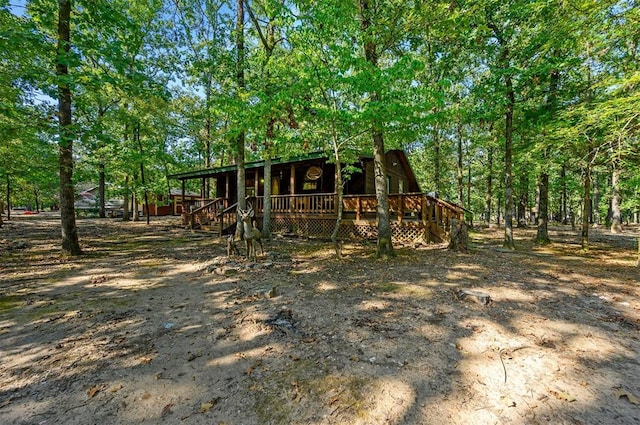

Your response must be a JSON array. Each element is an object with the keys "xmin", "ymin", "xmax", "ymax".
[{"xmin": 183, "ymin": 192, "xmax": 463, "ymax": 243}]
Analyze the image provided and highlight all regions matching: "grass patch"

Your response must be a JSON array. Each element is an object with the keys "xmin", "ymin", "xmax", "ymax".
[
  {"xmin": 251, "ymin": 358, "xmax": 374, "ymax": 424},
  {"xmin": 375, "ymin": 282, "xmax": 402, "ymax": 293},
  {"xmin": 0, "ymin": 295, "xmax": 24, "ymax": 313}
]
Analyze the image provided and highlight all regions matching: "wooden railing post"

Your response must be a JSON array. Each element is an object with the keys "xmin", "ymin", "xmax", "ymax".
[
  {"xmin": 397, "ymin": 194, "xmax": 404, "ymax": 223},
  {"xmin": 356, "ymin": 196, "xmax": 361, "ymax": 220}
]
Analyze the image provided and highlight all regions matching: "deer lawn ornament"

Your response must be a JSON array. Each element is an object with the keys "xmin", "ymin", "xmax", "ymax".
[{"xmin": 238, "ymin": 203, "xmax": 263, "ymax": 261}]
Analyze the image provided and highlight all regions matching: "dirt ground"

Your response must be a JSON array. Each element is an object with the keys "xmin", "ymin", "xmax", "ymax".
[{"xmin": 1, "ymin": 213, "xmax": 639, "ymax": 425}]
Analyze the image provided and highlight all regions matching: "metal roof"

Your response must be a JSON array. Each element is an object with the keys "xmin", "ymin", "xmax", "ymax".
[{"xmin": 168, "ymin": 151, "xmax": 331, "ymax": 181}]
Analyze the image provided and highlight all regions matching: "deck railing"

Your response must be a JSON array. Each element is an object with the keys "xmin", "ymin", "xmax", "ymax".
[
  {"xmin": 183, "ymin": 197, "xmax": 228, "ymax": 228},
  {"xmin": 252, "ymin": 193, "xmax": 336, "ymax": 215},
  {"xmin": 253, "ymin": 192, "xmax": 462, "ymax": 227},
  {"xmin": 186, "ymin": 192, "xmax": 463, "ymax": 240}
]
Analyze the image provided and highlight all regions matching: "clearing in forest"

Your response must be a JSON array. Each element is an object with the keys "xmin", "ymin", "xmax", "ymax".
[{"xmin": 1, "ymin": 215, "xmax": 639, "ymax": 424}]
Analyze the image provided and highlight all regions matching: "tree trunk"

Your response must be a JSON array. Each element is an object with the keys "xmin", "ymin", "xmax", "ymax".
[
  {"xmin": 581, "ymin": 150, "xmax": 593, "ymax": 249},
  {"xmin": 359, "ymin": 0, "xmax": 394, "ymax": 258},
  {"xmin": 204, "ymin": 72, "xmax": 212, "ymax": 199},
  {"xmin": 448, "ymin": 219, "xmax": 468, "ymax": 252},
  {"xmin": 122, "ymin": 175, "xmax": 130, "ymax": 221},
  {"xmin": 467, "ymin": 148, "xmax": 471, "ymax": 224},
  {"xmin": 132, "ymin": 191, "xmax": 139, "ymax": 221},
  {"xmin": 485, "ymin": 145, "xmax": 493, "ymax": 224},
  {"xmin": 457, "ymin": 120, "xmax": 464, "ymax": 206},
  {"xmin": 57, "ymin": 0, "xmax": 81, "ymax": 255},
  {"xmin": 592, "ymin": 175, "xmax": 598, "ymax": 225},
  {"xmin": 234, "ymin": 0, "xmax": 246, "ymax": 240},
  {"xmin": 262, "ymin": 156, "xmax": 272, "ymax": 240},
  {"xmin": 0, "ymin": 188, "xmax": 4, "ymax": 226},
  {"xmin": 6, "ymin": 174, "xmax": 10, "ymax": 221},
  {"xmin": 136, "ymin": 123, "xmax": 150, "ymax": 225},
  {"xmin": 561, "ymin": 162, "xmax": 567, "ymax": 224},
  {"xmin": 97, "ymin": 105, "xmax": 106, "ymax": 218},
  {"xmin": 503, "ymin": 72, "xmax": 515, "ymax": 250},
  {"xmin": 536, "ymin": 171, "xmax": 550, "ymax": 243},
  {"xmin": 99, "ymin": 162, "xmax": 106, "ymax": 218},
  {"xmin": 610, "ymin": 162, "xmax": 622, "ymax": 233},
  {"xmin": 372, "ymin": 130, "xmax": 394, "ymax": 258},
  {"xmin": 433, "ymin": 122, "xmax": 441, "ymax": 195},
  {"xmin": 331, "ymin": 141, "xmax": 345, "ymax": 259},
  {"xmin": 34, "ymin": 187, "xmax": 40, "ymax": 212}
]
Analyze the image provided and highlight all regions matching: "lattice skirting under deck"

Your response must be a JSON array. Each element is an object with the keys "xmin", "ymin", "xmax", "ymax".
[{"xmin": 270, "ymin": 217, "xmax": 436, "ymax": 244}]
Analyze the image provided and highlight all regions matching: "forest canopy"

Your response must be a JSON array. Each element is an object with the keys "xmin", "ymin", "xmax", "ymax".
[{"xmin": 1, "ymin": 0, "xmax": 638, "ymax": 251}]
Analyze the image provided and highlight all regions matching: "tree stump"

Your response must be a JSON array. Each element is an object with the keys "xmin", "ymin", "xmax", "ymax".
[{"xmin": 448, "ymin": 219, "xmax": 469, "ymax": 252}]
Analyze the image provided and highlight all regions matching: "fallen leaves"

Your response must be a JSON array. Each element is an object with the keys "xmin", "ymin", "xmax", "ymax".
[
  {"xmin": 199, "ymin": 397, "xmax": 220, "ymax": 413},
  {"xmin": 615, "ymin": 389, "xmax": 640, "ymax": 405},
  {"xmin": 139, "ymin": 356, "xmax": 153, "ymax": 365},
  {"xmin": 548, "ymin": 388, "xmax": 576, "ymax": 402},
  {"xmin": 161, "ymin": 403, "xmax": 173, "ymax": 417},
  {"xmin": 87, "ymin": 384, "xmax": 107, "ymax": 398}
]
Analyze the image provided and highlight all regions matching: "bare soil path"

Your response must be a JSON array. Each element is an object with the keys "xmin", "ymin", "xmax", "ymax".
[{"xmin": 1, "ymin": 214, "xmax": 639, "ymax": 424}]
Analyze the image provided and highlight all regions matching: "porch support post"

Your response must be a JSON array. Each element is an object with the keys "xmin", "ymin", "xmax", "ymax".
[
  {"xmin": 289, "ymin": 164, "xmax": 295, "ymax": 213},
  {"xmin": 421, "ymin": 193, "xmax": 430, "ymax": 243},
  {"xmin": 181, "ymin": 180, "xmax": 185, "ymax": 215},
  {"xmin": 255, "ymin": 169, "xmax": 259, "ymax": 197},
  {"xmin": 397, "ymin": 194, "xmax": 404, "ymax": 223},
  {"xmin": 290, "ymin": 165, "xmax": 295, "ymax": 195},
  {"xmin": 225, "ymin": 174, "xmax": 230, "ymax": 204}
]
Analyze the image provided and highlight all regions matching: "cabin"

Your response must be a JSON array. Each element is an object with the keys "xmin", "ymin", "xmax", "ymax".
[
  {"xmin": 169, "ymin": 150, "xmax": 463, "ymax": 243},
  {"xmin": 143, "ymin": 190, "xmax": 201, "ymax": 216}
]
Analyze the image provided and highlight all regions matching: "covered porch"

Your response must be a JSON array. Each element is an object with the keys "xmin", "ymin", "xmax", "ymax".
[
  {"xmin": 169, "ymin": 151, "xmax": 463, "ymax": 243},
  {"xmin": 181, "ymin": 192, "xmax": 462, "ymax": 243}
]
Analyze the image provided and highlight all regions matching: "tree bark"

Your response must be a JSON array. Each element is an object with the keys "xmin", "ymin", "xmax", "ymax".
[
  {"xmin": 536, "ymin": 171, "xmax": 550, "ymax": 243},
  {"xmin": 331, "ymin": 139, "xmax": 345, "ymax": 259},
  {"xmin": 122, "ymin": 175, "xmax": 130, "ymax": 221},
  {"xmin": 135, "ymin": 122, "xmax": 150, "ymax": 225},
  {"xmin": 0, "ymin": 184, "xmax": 4, "ymax": 226},
  {"xmin": 592, "ymin": 175, "xmax": 598, "ymax": 224},
  {"xmin": 503, "ymin": 72, "xmax": 515, "ymax": 249},
  {"xmin": 433, "ymin": 122, "xmax": 441, "ymax": 195},
  {"xmin": 485, "ymin": 145, "xmax": 493, "ymax": 224},
  {"xmin": 457, "ymin": 120, "xmax": 464, "ymax": 206},
  {"xmin": 234, "ymin": 0, "xmax": 246, "ymax": 239},
  {"xmin": 610, "ymin": 162, "xmax": 622, "ymax": 233},
  {"xmin": 99, "ymin": 162, "xmax": 106, "ymax": 218},
  {"xmin": 372, "ymin": 130, "xmax": 394, "ymax": 257},
  {"xmin": 581, "ymin": 147, "xmax": 594, "ymax": 249},
  {"xmin": 561, "ymin": 162, "xmax": 567, "ymax": 224},
  {"xmin": 34, "ymin": 187, "xmax": 40, "ymax": 212},
  {"xmin": 57, "ymin": 0, "xmax": 82, "ymax": 255},
  {"xmin": 262, "ymin": 156, "xmax": 272, "ymax": 240},
  {"xmin": 359, "ymin": 0, "xmax": 394, "ymax": 258},
  {"xmin": 6, "ymin": 174, "xmax": 10, "ymax": 221},
  {"xmin": 97, "ymin": 104, "xmax": 106, "ymax": 218},
  {"xmin": 204, "ymin": 72, "xmax": 212, "ymax": 199}
]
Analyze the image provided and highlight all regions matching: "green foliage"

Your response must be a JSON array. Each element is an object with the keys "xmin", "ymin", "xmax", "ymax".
[{"xmin": 0, "ymin": 0, "xmax": 637, "ymax": 226}]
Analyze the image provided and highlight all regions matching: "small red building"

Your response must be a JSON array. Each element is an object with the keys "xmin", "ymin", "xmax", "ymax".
[{"xmin": 144, "ymin": 190, "xmax": 201, "ymax": 216}]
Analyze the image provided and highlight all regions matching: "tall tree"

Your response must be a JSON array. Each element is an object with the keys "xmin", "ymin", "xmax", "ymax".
[
  {"xmin": 57, "ymin": 0, "xmax": 82, "ymax": 254},
  {"xmin": 357, "ymin": 0, "xmax": 393, "ymax": 258},
  {"xmin": 234, "ymin": 0, "xmax": 247, "ymax": 239}
]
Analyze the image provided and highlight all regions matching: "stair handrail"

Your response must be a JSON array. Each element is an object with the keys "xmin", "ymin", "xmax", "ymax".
[{"xmin": 190, "ymin": 197, "xmax": 227, "ymax": 216}]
